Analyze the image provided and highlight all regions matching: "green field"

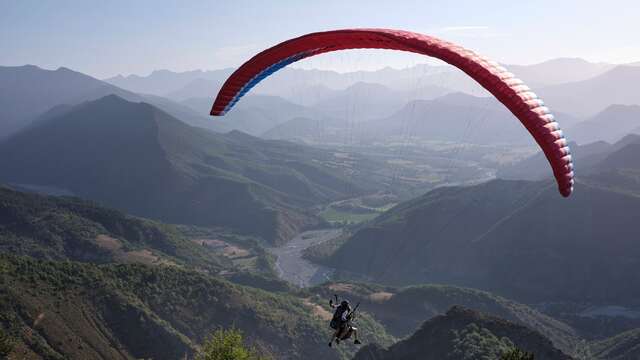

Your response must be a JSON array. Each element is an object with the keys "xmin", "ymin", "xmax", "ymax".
[{"xmin": 319, "ymin": 206, "xmax": 382, "ymax": 225}]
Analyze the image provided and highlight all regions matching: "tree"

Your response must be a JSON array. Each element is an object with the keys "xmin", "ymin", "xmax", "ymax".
[
  {"xmin": 196, "ymin": 328, "xmax": 271, "ymax": 360},
  {"xmin": 500, "ymin": 348, "xmax": 535, "ymax": 360}
]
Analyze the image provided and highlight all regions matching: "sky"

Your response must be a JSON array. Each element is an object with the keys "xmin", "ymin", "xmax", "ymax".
[{"xmin": 2, "ymin": 0, "xmax": 639, "ymax": 79}]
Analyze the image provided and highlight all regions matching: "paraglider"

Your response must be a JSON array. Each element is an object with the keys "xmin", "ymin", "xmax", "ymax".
[
  {"xmin": 210, "ymin": 28, "xmax": 574, "ymax": 197},
  {"xmin": 328, "ymin": 295, "xmax": 361, "ymax": 347}
]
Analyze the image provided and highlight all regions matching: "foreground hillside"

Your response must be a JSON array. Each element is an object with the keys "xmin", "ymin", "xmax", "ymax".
[
  {"xmin": 0, "ymin": 255, "xmax": 395, "ymax": 360},
  {"xmin": 0, "ymin": 186, "xmax": 282, "ymax": 278},
  {"xmin": 0, "ymin": 95, "xmax": 384, "ymax": 244},
  {"xmin": 324, "ymin": 177, "xmax": 640, "ymax": 304},
  {"xmin": 353, "ymin": 306, "xmax": 573, "ymax": 360}
]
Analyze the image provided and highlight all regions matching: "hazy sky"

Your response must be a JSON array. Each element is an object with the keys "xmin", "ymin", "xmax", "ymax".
[{"xmin": 2, "ymin": 0, "xmax": 639, "ymax": 78}]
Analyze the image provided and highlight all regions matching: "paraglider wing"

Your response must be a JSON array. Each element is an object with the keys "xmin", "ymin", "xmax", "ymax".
[{"xmin": 210, "ymin": 29, "xmax": 574, "ymax": 197}]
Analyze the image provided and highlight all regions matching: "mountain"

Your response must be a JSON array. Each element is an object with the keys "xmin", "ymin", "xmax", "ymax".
[
  {"xmin": 569, "ymin": 104, "xmax": 640, "ymax": 145},
  {"xmin": 363, "ymin": 93, "xmax": 536, "ymax": 144},
  {"xmin": 139, "ymin": 93, "xmax": 228, "ymax": 133},
  {"xmin": 498, "ymin": 134, "xmax": 640, "ymax": 181},
  {"xmin": 0, "ymin": 65, "xmax": 138, "ymax": 138},
  {"xmin": 353, "ymin": 306, "xmax": 572, "ymax": 360},
  {"xmin": 325, "ymin": 177, "xmax": 640, "ymax": 305},
  {"xmin": 0, "ymin": 95, "xmax": 373, "ymax": 244},
  {"xmin": 261, "ymin": 116, "xmax": 347, "ymax": 143},
  {"xmin": 507, "ymin": 58, "xmax": 614, "ymax": 87},
  {"xmin": 181, "ymin": 94, "xmax": 326, "ymax": 136},
  {"xmin": 264, "ymin": 92, "xmax": 578, "ymax": 145},
  {"xmin": 0, "ymin": 186, "xmax": 224, "ymax": 270},
  {"xmin": 501, "ymin": 132, "xmax": 640, "ymax": 199},
  {"xmin": 108, "ymin": 58, "xmax": 613, "ymax": 109},
  {"xmin": 166, "ymin": 77, "xmax": 223, "ymax": 101},
  {"xmin": 538, "ymin": 66, "xmax": 640, "ymax": 117},
  {"xmin": 312, "ymin": 82, "xmax": 401, "ymax": 121},
  {"xmin": 0, "ymin": 255, "xmax": 351, "ymax": 360},
  {"xmin": 105, "ymin": 68, "xmax": 233, "ymax": 97},
  {"xmin": 0, "ymin": 187, "xmax": 395, "ymax": 359},
  {"xmin": 594, "ymin": 141, "xmax": 640, "ymax": 173},
  {"xmin": 313, "ymin": 282, "xmax": 579, "ymax": 354},
  {"xmin": 585, "ymin": 140, "xmax": 640, "ymax": 197},
  {"xmin": 262, "ymin": 91, "xmax": 483, "ymax": 143},
  {"xmin": 589, "ymin": 328, "xmax": 640, "ymax": 360},
  {"xmin": 0, "ymin": 64, "xmax": 225, "ymax": 138},
  {"xmin": 0, "ymin": 185, "xmax": 400, "ymax": 359},
  {"xmin": 106, "ymin": 67, "xmax": 352, "ymax": 102}
]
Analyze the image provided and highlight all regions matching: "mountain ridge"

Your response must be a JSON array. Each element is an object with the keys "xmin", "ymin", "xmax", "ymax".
[
  {"xmin": 0, "ymin": 95, "xmax": 374, "ymax": 244},
  {"xmin": 353, "ymin": 306, "xmax": 573, "ymax": 360}
]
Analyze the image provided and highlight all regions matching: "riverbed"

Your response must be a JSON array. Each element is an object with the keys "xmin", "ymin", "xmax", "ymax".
[{"xmin": 269, "ymin": 229, "xmax": 342, "ymax": 287}]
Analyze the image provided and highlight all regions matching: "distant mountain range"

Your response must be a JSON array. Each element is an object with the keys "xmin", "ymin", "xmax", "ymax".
[
  {"xmin": 262, "ymin": 92, "xmax": 578, "ymax": 145},
  {"xmin": 499, "ymin": 134, "xmax": 640, "ymax": 181},
  {"xmin": 365, "ymin": 93, "xmax": 535, "ymax": 144},
  {"xmin": 105, "ymin": 58, "xmax": 640, "ymax": 120},
  {"xmin": 499, "ymin": 133, "xmax": 640, "ymax": 201},
  {"xmin": 0, "ymin": 95, "xmax": 379, "ymax": 244},
  {"xmin": 568, "ymin": 104, "xmax": 640, "ymax": 144},
  {"xmin": 538, "ymin": 65, "xmax": 640, "ymax": 117},
  {"xmin": 180, "ymin": 94, "xmax": 328, "ymax": 136},
  {"xmin": 507, "ymin": 58, "xmax": 615, "ymax": 87},
  {"xmin": 105, "ymin": 68, "xmax": 232, "ymax": 97},
  {"xmin": 6, "ymin": 61, "xmax": 640, "ymax": 148},
  {"xmin": 105, "ymin": 58, "xmax": 621, "ymax": 102}
]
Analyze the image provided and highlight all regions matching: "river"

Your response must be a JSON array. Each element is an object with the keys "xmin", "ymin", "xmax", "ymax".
[{"xmin": 269, "ymin": 229, "xmax": 342, "ymax": 287}]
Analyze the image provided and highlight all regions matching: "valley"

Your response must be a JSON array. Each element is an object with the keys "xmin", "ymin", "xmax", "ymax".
[
  {"xmin": 2, "ymin": 26, "xmax": 640, "ymax": 358},
  {"xmin": 269, "ymin": 229, "xmax": 341, "ymax": 287}
]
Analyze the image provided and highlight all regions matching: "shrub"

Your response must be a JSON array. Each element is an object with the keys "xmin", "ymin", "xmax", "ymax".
[
  {"xmin": 196, "ymin": 328, "xmax": 270, "ymax": 360},
  {"xmin": 500, "ymin": 348, "xmax": 534, "ymax": 360}
]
